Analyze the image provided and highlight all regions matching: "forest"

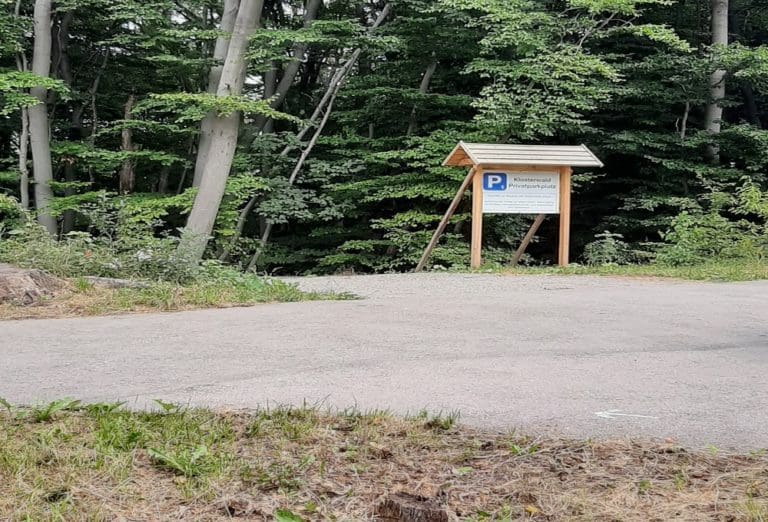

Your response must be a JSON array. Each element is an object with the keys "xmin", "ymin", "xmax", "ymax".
[{"xmin": 1, "ymin": 0, "xmax": 767, "ymax": 278}]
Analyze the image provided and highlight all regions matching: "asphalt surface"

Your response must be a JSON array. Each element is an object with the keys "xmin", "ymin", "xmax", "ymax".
[{"xmin": 2, "ymin": 273, "xmax": 767, "ymax": 449}]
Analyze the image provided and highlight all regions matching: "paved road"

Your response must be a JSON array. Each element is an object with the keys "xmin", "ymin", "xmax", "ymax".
[{"xmin": 2, "ymin": 274, "xmax": 767, "ymax": 448}]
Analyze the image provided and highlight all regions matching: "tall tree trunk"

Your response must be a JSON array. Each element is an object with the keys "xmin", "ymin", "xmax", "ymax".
[
  {"xmin": 118, "ymin": 94, "xmax": 136, "ymax": 194},
  {"xmin": 179, "ymin": 0, "xmax": 264, "ymax": 263},
  {"xmin": 18, "ymin": 106, "xmax": 30, "ymax": 210},
  {"xmin": 55, "ymin": 10, "xmax": 83, "ymax": 233},
  {"xmin": 193, "ymin": 0, "xmax": 241, "ymax": 188},
  {"xmin": 741, "ymin": 84, "xmax": 761, "ymax": 127},
  {"xmin": 255, "ymin": 0, "xmax": 322, "ymax": 132},
  {"xmin": 704, "ymin": 0, "xmax": 728, "ymax": 163},
  {"xmin": 407, "ymin": 58, "xmax": 438, "ymax": 136},
  {"xmin": 254, "ymin": 62, "xmax": 278, "ymax": 131},
  {"xmin": 14, "ymin": 0, "xmax": 30, "ymax": 210},
  {"xmin": 28, "ymin": 0, "xmax": 57, "ymax": 234},
  {"xmin": 61, "ymin": 105, "xmax": 83, "ymax": 233},
  {"xmin": 157, "ymin": 166, "xmax": 170, "ymax": 194}
]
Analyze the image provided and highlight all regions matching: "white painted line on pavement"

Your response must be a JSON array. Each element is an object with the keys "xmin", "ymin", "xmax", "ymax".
[{"xmin": 595, "ymin": 410, "xmax": 659, "ymax": 420}]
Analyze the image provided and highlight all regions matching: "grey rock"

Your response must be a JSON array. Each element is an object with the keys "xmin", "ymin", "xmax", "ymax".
[
  {"xmin": 0, "ymin": 264, "xmax": 68, "ymax": 305},
  {"xmin": 82, "ymin": 276, "xmax": 149, "ymax": 289}
]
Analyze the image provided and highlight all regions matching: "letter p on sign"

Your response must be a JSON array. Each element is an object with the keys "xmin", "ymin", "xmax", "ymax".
[{"xmin": 483, "ymin": 172, "xmax": 507, "ymax": 191}]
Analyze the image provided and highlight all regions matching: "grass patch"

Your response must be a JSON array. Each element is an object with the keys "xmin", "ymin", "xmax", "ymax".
[
  {"xmin": 497, "ymin": 259, "xmax": 768, "ymax": 282},
  {"xmin": 0, "ymin": 400, "xmax": 766, "ymax": 521},
  {"xmin": 0, "ymin": 273, "xmax": 352, "ymax": 320}
]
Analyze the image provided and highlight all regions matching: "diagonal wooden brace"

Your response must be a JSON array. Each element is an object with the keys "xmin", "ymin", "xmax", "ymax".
[
  {"xmin": 415, "ymin": 167, "xmax": 477, "ymax": 272},
  {"xmin": 511, "ymin": 214, "xmax": 546, "ymax": 266}
]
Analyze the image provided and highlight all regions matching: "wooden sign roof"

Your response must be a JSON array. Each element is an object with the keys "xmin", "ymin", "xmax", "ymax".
[{"xmin": 443, "ymin": 142, "xmax": 604, "ymax": 168}]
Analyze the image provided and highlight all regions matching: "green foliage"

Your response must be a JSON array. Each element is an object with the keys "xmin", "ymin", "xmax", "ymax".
[
  {"xmin": 656, "ymin": 182, "xmax": 768, "ymax": 266},
  {"xmin": 412, "ymin": 409, "xmax": 461, "ymax": 431},
  {"xmin": 24, "ymin": 399, "xmax": 81, "ymax": 423},
  {"xmin": 467, "ymin": 50, "xmax": 619, "ymax": 139},
  {"xmin": 0, "ymin": 194, "xmax": 25, "ymax": 233},
  {"xmin": 0, "ymin": 71, "xmax": 70, "ymax": 115},
  {"xmin": 1, "ymin": 0, "xmax": 768, "ymax": 277},
  {"xmin": 248, "ymin": 19, "xmax": 363, "ymax": 68},
  {"xmin": 52, "ymin": 143, "xmax": 183, "ymax": 172},
  {"xmin": 583, "ymin": 231, "xmax": 635, "ymax": 266},
  {"xmin": 148, "ymin": 445, "xmax": 213, "ymax": 477},
  {"xmin": 0, "ymin": 199, "xmax": 196, "ymax": 283},
  {"xmin": 274, "ymin": 509, "xmax": 305, "ymax": 522},
  {"xmin": 137, "ymin": 93, "xmax": 300, "ymax": 123},
  {"xmin": 658, "ymin": 212, "xmax": 765, "ymax": 266},
  {"xmin": 567, "ymin": 0, "xmax": 674, "ymax": 16}
]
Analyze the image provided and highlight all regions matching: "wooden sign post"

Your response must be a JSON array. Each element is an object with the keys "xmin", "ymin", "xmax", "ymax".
[
  {"xmin": 415, "ymin": 142, "xmax": 602, "ymax": 272},
  {"xmin": 558, "ymin": 166, "xmax": 572, "ymax": 267},
  {"xmin": 470, "ymin": 167, "xmax": 484, "ymax": 269}
]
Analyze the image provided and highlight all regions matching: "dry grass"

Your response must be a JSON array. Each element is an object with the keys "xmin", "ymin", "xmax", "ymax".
[
  {"xmin": 0, "ymin": 402, "xmax": 766, "ymax": 521},
  {"xmin": 0, "ymin": 278, "xmax": 348, "ymax": 321},
  {"xmin": 500, "ymin": 260, "xmax": 768, "ymax": 282}
]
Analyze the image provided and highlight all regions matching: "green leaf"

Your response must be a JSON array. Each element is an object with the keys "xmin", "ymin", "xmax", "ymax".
[{"xmin": 274, "ymin": 509, "xmax": 304, "ymax": 522}]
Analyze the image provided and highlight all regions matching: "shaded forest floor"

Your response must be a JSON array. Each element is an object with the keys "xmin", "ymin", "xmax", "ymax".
[{"xmin": 0, "ymin": 402, "xmax": 766, "ymax": 521}]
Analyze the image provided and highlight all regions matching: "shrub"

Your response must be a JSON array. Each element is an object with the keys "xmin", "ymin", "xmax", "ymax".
[
  {"xmin": 656, "ymin": 182, "xmax": 768, "ymax": 266},
  {"xmin": 0, "ymin": 194, "xmax": 26, "ymax": 235},
  {"xmin": 0, "ymin": 221, "xmax": 196, "ymax": 283},
  {"xmin": 0, "ymin": 199, "xmax": 201, "ymax": 284},
  {"xmin": 583, "ymin": 231, "xmax": 634, "ymax": 266}
]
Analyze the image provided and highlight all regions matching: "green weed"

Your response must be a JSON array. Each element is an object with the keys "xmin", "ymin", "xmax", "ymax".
[
  {"xmin": 637, "ymin": 479, "xmax": 652, "ymax": 494},
  {"xmin": 72, "ymin": 277, "xmax": 94, "ymax": 293},
  {"xmin": 247, "ymin": 405, "xmax": 320, "ymax": 441},
  {"xmin": 26, "ymin": 399, "xmax": 81, "ymax": 423},
  {"xmin": 415, "ymin": 409, "xmax": 460, "ymax": 431},
  {"xmin": 148, "ymin": 445, "xmax": 212, "ymax": 477},
  {"xmin": 673, "ymin": 470, "xmax": 689, "ymax": 491},
  {"xmin": 249, "ymin": 459, "xmax": 306, "ymax": 491},
  {"xmin": 508, "ymin": 442, "xmax": 540, "ymax": 456},
  {"xmin": 83, "ymin": 401, "xmax": 125, "ymax": 416},
  {"xmin": 153, "ymin": 399, "xmax": 184, "ymax": 413},
  {"xmin": 275, "ymin": 509, "xmax": 305, "ymax": 522},
  {"xmin": 94, "ymin": 413, "xmax": 148, "ymax": 451},
  {"xmin": 738, "ymin": 497, "xmax": 767, "ymax": 522}
]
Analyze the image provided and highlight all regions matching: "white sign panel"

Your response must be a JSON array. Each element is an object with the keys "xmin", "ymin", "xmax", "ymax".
[{"xmin": 482, "ymin": 171, "xmax": 560, "ymax": 214}]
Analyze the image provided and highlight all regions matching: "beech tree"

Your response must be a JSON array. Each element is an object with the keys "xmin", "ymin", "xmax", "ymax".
[
  {"xmin": 27, "ymin": 0, "xmax": 56, "ymax": 233},
  {"xmin": 704, "ymin": 0, "xmax": 729, "ymax": 162},
  {"xmin": 192, "ymin": 0, "xmax": 240, "ymax": 188},
  {"xmin": 178, "ymin": 0, "xmax": 265, "ymax": 263},
  {"xmin": 0, "ymin": 0, "xmax": 766, "ymax": 274}
]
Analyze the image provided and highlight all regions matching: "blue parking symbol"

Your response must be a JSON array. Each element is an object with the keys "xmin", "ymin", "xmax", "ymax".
[{"xmin": 483, "ymin": 172, "xmax": 507, "ymax": 191}]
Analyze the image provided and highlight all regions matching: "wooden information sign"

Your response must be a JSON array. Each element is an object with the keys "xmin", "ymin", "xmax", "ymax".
[{"xmin": 415, "ymin": 142, "xmax": 603, "ymax": 271}]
